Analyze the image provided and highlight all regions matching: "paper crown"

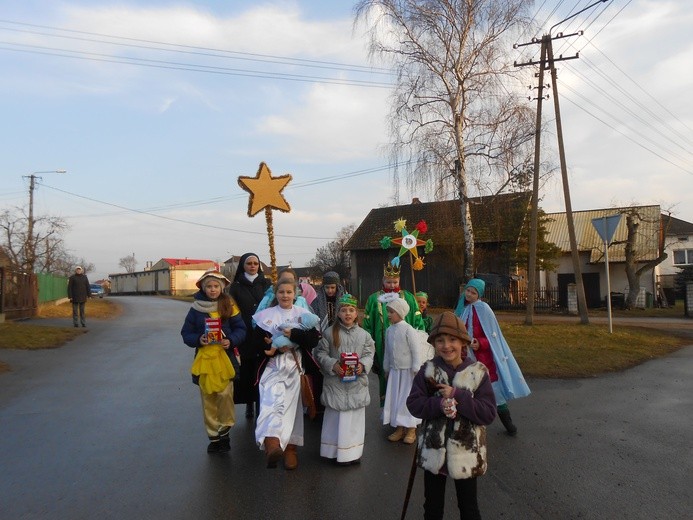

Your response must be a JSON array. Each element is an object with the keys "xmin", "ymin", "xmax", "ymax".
[
  {"xmin": 338, "ymin": 293, "xmax": 358, "ymax": 308},
  {"xmin": 383, "ymin": 262, "xmax": 401, "ymax": 278}
]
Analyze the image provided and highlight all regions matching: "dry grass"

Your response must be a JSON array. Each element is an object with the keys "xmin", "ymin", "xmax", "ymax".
[
  {"xmin": 0, "ymin": 298, "xmax": 122, "ymax": 373},
  {"xmin": 0, "ymin": 322, "xmax": 86, "ymax": 351},
  {"xmin": 37, "ymin": 298, "xmax": 122, "ymax": 319},
  {"xmin": 502, "ymin": 323, "xmax": 687, "ymax": 378}
]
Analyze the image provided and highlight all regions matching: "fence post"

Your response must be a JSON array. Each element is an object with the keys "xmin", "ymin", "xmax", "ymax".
[{"xmin": 567, "ymin": 283, "xmax": 578, "ymax": 315}]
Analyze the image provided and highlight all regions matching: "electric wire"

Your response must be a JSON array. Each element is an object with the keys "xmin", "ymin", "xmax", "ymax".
[
  {"xmin": 0, "ymin": 18, "xmax": 392, "ymax": 74},
  {"xmin": 560, "ymin": 82, "xmax": 693, "ymax": 176},
  {"xmin": 0, "ymin": 42, "xmax": 394, "ymax": 88},
  {"xmin": 34, "ymin": 162, "xmax": 406, "ymax": 233}
]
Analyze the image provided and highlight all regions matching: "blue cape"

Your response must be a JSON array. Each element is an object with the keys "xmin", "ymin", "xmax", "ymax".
[{"xmin": 456, "ymin": 298, "xmax": 531, "ymax": 402}]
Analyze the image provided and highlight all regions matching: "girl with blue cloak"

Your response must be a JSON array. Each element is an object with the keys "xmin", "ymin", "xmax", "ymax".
[{"xmin": 454, "ymin": 278, "xmax": 530, "ymax": 435}]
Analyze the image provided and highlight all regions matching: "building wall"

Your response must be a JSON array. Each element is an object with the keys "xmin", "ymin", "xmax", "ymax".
[
  {"xmin": 659, "ymin": 234, "xmax": 693, "ymax": 276},
  {"xmin": 171, "ymin": 267, "xmax": 209, "ymax": 294},
  {"xmin": 546, "ymin": 252, "xmax": 655, "ymax": 302},
  {"xmin": 110, "ymin": 269, "xmax": 171, "ymax": 294}
]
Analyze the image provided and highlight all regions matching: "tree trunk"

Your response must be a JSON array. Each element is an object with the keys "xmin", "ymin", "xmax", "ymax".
[{"xmin": 455, "ymin": 159, "xmax": 475, "ymax": 280}]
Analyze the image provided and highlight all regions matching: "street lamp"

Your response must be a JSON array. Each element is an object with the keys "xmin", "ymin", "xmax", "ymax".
[{"xmin": 22, "ymin": 169, "xmax": 67, "ymax": 273}]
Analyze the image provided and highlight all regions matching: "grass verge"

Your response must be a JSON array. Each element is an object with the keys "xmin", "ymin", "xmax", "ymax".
[
  {"xmin": 0, "ymin": 299, "xmax": 122, "ymax": 374},
  {"xmin": 37, "ymin": 298, "xmax": 122, "ymax": 319},
  {"xmin": 503, "ymin": 323, "xmax": 687, "ymax": 378}
]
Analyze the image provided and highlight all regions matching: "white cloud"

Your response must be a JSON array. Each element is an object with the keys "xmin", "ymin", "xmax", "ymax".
[{"xmin": 258, "ymin": 82, "xmax": 390, "ymax": 161}]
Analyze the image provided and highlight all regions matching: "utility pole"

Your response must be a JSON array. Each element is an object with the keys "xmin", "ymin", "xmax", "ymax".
[
  {"xmin": 514, "ymin": 1, "xmax": 608, "ymax": 325},
  {"xmin": 22, "ymin": 170, "xmax": 66, "ymax": 273}
]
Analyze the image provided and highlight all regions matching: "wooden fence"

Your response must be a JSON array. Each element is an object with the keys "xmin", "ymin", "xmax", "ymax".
[{"xmin": 0, "ymin": 267, "xmax": 37, "ymax": 319}]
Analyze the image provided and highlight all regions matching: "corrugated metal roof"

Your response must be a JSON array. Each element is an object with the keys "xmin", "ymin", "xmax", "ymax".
[{"xmin": 544, "ymin": 205, "xmax": 660, "ymax": 263}]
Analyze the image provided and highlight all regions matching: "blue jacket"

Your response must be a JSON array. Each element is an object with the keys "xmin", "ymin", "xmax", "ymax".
[{"xmin": 181, "ymin": 291, "xmax": 246, "ymax": 385}]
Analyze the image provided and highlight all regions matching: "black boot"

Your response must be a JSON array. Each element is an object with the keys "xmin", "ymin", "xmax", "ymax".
[{"xmin": 497, "ymin": 408, "xmax": 518, "ymax": 436}]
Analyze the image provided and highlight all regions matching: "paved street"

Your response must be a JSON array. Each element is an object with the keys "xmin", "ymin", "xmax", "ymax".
[{"xmin": 1, "ymin": 296, "xmax": 691, "ymax": 519}]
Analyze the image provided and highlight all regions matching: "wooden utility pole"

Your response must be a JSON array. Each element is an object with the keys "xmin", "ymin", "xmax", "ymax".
[
  {"xmin": 520, "ymin": 37, "xmax": 547, "ymax": 325},
  {"xmin": 515, "ymin": 31, "xmax": 590, "ymax": 324},
  {"xmin": 548, "ymin": 37, "xmax": 589, "ymax": 324}
]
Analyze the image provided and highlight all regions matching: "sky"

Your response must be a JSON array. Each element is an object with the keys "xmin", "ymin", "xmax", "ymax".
[{"xmin": 0, "ymin": 0, "xmax": 691, "ymax": 281}]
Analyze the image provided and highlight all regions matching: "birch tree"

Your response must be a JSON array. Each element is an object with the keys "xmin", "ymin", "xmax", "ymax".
[{"xmin": 355, "ymin": 0, "xmax": 535, "ymax": 279}]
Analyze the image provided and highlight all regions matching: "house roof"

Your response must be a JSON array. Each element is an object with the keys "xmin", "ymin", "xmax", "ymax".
[
  {"xmin": 663, "ymin": 214, "xmax": 693, "ymax": 236},
  {"xmin": 160, "ymin": 258, "xmax": 215, "ymax": 266},
  {"xmin": 544, "ymin": 205, "xmax": 660, "ymax": 263},
  {"xmin": 345, "ymin": 192, "xmax": 532, "ymax": 251}
]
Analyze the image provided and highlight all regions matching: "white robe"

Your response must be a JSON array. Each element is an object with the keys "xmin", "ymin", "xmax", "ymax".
[{"xmin": 253, "ymin": 304, "xmax": 309, "ymax": 450}]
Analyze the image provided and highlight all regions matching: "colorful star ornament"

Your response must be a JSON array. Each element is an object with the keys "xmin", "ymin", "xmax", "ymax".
[
  {"xmin": 237, "ymin": 162, "xmax": 292, "ymax": 217},
  {"xmin": 381, "ymin": 218, "xmax": 434, "ymax": 271}
]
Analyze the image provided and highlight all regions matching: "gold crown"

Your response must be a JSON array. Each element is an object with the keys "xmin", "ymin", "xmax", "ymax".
[{"xmin": 383, "ymin": 262, "xmax": 401, "ymax": 278}]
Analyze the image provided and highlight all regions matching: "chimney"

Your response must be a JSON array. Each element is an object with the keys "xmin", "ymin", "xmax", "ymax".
[{"xmin": 412, "ymin": 197, "xmax": 421, "ymax": 204}]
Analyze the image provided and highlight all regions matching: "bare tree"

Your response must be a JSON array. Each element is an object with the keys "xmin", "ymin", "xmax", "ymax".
[
  {"xmin": 308, "ymin": 224, "xmax": 356, "ymax": 282},
  {"xmin": 355, "ymin": 0, "xmax": 536, "ymax": 279},
  {"xmin": 616, "ymin": 209, "xmax": 668, "ymax": 309},
  {"xmin": 0, "ymin": 206, "xmax": 68, "ymax": 273},
  {"xmin": 119, "ymin": 254, "xmax": 138, "ymax": 274}
]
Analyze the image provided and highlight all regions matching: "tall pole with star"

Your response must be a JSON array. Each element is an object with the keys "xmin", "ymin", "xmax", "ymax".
[{"xmin": 238, "ymin": 162, "xmax": 292, "ymax": 283}]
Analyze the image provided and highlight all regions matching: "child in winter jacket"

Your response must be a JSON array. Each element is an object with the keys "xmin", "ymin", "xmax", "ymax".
[
  {"xmin": 181, "ymin": 270, "xmax": 246, "ymax": 453},
  {"xmin": 313, "ymin": 293, "xmax": 374, "ymax": 465},
  {"xmin": 406, "ymin": 311, "xmax": 496, "ymax": 520}
]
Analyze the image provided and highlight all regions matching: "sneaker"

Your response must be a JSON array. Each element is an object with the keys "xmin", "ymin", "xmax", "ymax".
[{"xmin": 207, "ymin": 440, "xmax": 222, "ymax": 453}]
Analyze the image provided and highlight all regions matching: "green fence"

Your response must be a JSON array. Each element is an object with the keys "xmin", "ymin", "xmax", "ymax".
[{"xmin": 36, "ymin": 272, "xmax": 69, "ymax": 303}]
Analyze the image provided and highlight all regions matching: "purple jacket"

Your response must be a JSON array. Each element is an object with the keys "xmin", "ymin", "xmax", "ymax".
[{"xmin": 407, "ymin": 355, "xmax": 496, "ymax": 425}]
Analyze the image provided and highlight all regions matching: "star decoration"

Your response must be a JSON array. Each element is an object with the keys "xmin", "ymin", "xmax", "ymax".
[
  {"xmin": 391, "ymin": 228, "xmax": 427, "ymax": 260},
  {"xmin": 378, "ymin": 218, "xmax": 434, "ymax": 276},
  {"xmin": 238, "ymin": 162, "xmax": 292, "ymax": 217}
]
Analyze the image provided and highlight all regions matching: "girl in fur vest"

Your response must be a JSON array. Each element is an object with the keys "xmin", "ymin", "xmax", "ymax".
[
  {"xmin": 407, "ymin": 311, "xmax": 496, "ymax": 520},
  {"xmin": 313, "ymin": 293, "xmax": 375, "ymax": 465}
]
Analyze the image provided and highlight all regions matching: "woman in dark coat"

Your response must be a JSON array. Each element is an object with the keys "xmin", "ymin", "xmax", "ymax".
[{"xmin": 229, "ymin": 252, "xmax": 271, "ymax": 418}]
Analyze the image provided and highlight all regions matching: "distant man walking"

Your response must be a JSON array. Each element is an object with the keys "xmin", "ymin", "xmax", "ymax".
[{"xmin": 67, "ymin": 266, "xmax": 91, "ymax": 327}]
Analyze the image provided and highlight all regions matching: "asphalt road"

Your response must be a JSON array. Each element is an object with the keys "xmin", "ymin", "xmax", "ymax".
[{"xmin": 1, "ymin": 296, "xmax": 691, "ymax": 519}]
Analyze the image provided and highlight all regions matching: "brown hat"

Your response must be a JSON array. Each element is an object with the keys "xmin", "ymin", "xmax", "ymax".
[{"xmin": 428, "ymin": 311, "xmax": 471, "ymax": 344}]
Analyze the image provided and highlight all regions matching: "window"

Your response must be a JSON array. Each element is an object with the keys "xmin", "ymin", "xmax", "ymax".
[{"xmin": 673, "ymin": 249, "xmax": 693, "ymax": 265}]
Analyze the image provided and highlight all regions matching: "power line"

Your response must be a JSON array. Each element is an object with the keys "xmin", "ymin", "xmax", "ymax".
[
  {"xmin": 560, "ymin": 83, "xmax": 693, "ymax": 176},
  {"xmin": 0, "ymin": 18, "xmax": 393, "ymax": 74},
  {"xmin": 36, "ymin": 163, "xmax": 406, "ymax": 234},
  {"xmin": 0, "ymin": 42, "xmax": 394, "ymax": 88}
]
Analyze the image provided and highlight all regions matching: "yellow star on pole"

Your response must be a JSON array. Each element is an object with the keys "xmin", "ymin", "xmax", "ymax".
[{"xmin": 237, "ymin": 162, "xmax": 292, "ymax": 217}]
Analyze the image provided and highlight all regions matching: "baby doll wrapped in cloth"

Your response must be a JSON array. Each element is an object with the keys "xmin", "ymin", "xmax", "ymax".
[{"xmin": 270, "ymin": 312, "xmax": 320, "ymax": 350}]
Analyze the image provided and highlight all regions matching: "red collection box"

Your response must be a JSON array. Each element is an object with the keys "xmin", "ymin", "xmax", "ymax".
[
  {"xmin": 340, "ymin": 352, "xmax": 359, "ymax": 382},
  {"xmin": 204, "ymin": 318, "xmax": 223, "ymax": 344}
]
